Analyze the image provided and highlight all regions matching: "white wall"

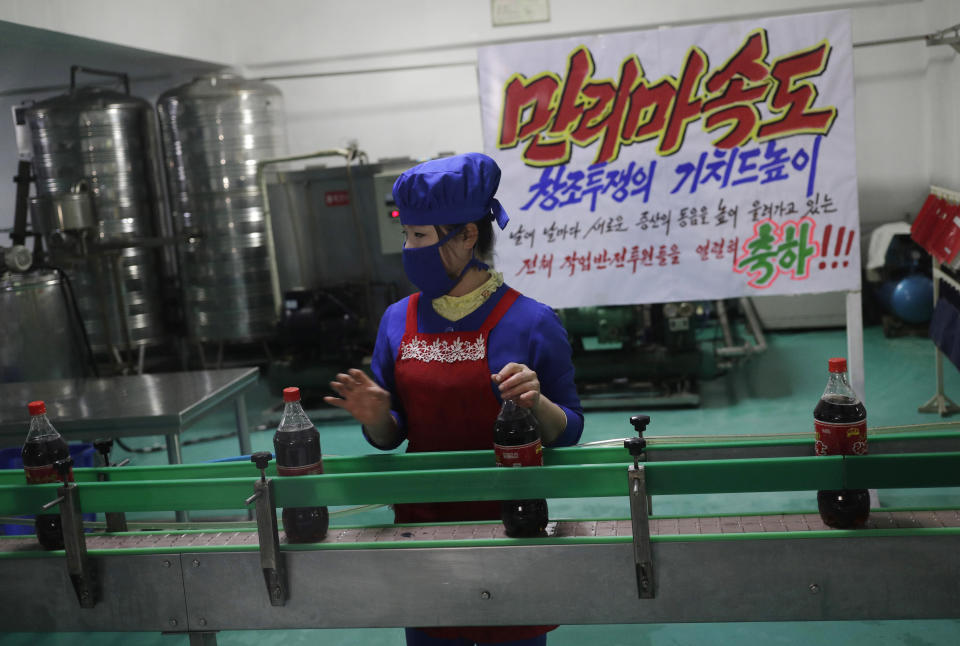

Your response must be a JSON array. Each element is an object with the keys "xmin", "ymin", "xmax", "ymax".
[
  {"xmin": 924, "ymin": 0, "xmax": 960, "ymax": 192},
  {"xmin": 231, "ymin": 0, "xmax": 953, "ymax": 239},
  {"xmin": 0, "ymin": 19, "xmax": 226, "ymax": 234},
  {"xmin": 0, "ymin": 0, "xmax": 956, "ymax": 243},
  {"xmin": 0, "ymin": 0, "xmax": 235, "ymax": 63}
]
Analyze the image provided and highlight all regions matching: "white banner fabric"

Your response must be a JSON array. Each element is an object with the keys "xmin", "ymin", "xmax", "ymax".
[{"xmin": 478, "ymin": 10, "xmax": 860, "ymax": 307}]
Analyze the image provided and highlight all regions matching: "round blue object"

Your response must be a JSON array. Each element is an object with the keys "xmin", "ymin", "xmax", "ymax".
[{"xmin": 890, "ymin": 274, "xmax": 934, "ymax": 323}]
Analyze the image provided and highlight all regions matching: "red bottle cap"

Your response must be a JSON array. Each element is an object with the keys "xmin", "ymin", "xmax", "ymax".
[
  {"xmin": 27, "ymin": 400, "xmax": 46, "ymax": 416},
  {"xmin": 282, "ymin": 387, "xmax": 301, "ymax": 403},
  {"xmin": 828, "ymin": 357, "xmax": 847, "ymax": 373}
]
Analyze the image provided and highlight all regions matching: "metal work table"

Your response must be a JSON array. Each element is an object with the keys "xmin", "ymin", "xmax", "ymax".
[{"xmin": 0, "ymin": 368, "xmax": 259, "ymax": 465}]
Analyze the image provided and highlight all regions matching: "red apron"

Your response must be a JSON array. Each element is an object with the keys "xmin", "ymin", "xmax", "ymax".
[
  {"xmin": 393, "ymin": 289, "xmax": 557, "ymax": 643},
  {"xmin": 394, "ymin": 288, "xmax": 518, "ymax": 524}
]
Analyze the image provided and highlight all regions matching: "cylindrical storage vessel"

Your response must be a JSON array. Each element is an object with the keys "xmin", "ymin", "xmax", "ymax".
[
  {"xmin": 0, "ymin": 270, "xmax": 86, "ymax": 383},
  {"xmin": 23, "ymin": 86, "xmax": 167, "ymax": 354},
  {"xmin": 157, "ymin": 74, "xmax": 286, "ymax": 342}
]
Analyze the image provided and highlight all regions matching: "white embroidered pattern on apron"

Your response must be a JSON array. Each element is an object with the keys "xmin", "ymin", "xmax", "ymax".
[{"xmin": 399, "ymin": 335, "xmax": 486, "ymax": 363}]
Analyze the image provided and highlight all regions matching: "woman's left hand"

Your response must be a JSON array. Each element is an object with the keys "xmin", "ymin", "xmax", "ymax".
[{"xmin": 492, "ymin": 362, "xmax": 540, "ymax": 410}]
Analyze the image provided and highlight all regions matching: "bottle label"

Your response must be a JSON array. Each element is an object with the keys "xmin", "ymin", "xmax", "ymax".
[
  {"xmin": 24, "ymin": 464, "xmax": 74, "ymax": 484},
  {"xmin": 494, "ymin": 439, "xmax": 543, "ymax": 468},
  {"xmin": 277, "ymin": 461, "xmax": 324, "ymax": 477},
  {"xmin": 814, "ymin": 420, "xmax": 868, "ymax": 456}
]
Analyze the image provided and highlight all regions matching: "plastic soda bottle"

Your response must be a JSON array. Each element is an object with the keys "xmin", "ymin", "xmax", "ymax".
[
  {"xmin": 22, "ymin": 401, "xmax": 72, "ymax": 550},
  {"xmin": 273, "ymin": 387, "xmax": 329, "ymax": 543},
  {"xmin": 493, "ymin": 399, "xmax": 548, "ymax": 537},
  {"xmin": 814, "ymin": 357, "xmax": 870, "ymax": 529}
]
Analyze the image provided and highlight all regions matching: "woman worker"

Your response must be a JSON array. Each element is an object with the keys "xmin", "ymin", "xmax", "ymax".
[{"xmin": 324, "ymin": 152, "xmax": 584, "ymax": 646}]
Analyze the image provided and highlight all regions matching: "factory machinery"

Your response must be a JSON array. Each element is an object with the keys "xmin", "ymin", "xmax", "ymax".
[
  {"xmin": 1, "ymin": 68, "xmax": 293, "ymax": 381},
  {"xmin": 0, "ymin": 419, "xmax": 958, "ymax": 643},
  {"xmin": 0, "ymin": 66, "xmax": 760, "ymax": 407},
  {"xmin": 264, "ymin": 161, "xmax": 766, "ymax": 409}
]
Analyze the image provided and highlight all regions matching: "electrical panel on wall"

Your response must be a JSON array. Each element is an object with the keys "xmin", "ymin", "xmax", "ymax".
[{"xmin": 373, "ymin": 171, "xmax": 404, "ymax": 255}]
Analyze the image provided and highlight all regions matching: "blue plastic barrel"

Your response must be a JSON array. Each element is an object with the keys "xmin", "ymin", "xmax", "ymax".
[{"xmin": 0, "ymin": 443, "xmax": 97, "ymax": 535}]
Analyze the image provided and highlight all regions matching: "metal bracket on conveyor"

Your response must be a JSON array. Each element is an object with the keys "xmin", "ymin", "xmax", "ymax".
[
  {"xmin": 41, "ymin": 456, "xmax": 100, "ymax": 608},
  {"xmin": 94, "ymin": 438, "xmax": 130, "ymax": 532},
  {"xmin": 245, "ymin": 451, "xmax": 287, "ymax": 606},
  {"xmin": 629, "ymin": 415, "xmax": 653, "ymax": 515},
  {"xmin": 625, "ymin": 414, "xmax": 655, "ymax": 599}
]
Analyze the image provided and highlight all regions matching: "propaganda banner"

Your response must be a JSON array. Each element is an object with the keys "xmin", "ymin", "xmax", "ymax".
[{"xmin": 478, "ymin": 10, "xmax": 860, "ymax": 307}]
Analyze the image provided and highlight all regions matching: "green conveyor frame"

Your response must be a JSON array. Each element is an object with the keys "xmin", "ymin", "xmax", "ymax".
[
  {"xmin": 0, "ymin": 435, "xmax": 959, "ymax": 633},
  {"xmin": 0, "ymin": 444, "xmax": 957, "ymax": 516}
]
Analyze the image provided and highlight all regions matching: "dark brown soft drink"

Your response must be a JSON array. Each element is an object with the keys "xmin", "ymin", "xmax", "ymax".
[
  {"xmin": 493, "ymin": 399, "xmax": 548, "ymax": 537},
  {"xmin": 814, "ymin": 358, "xmax": 870, "ymax": 529},
  {"xmin": 273, "ymin": 387, "xmax": 328, "ymax": 543},
  {"xmin": 23, "ymin": 400, "xmax": 72, "ymax": 550}
]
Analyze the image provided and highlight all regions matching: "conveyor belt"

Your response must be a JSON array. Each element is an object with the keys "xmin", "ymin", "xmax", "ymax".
[
  {"xmin": 2, "ymin": 511, "xmax": 959, "ymax": 633},
  {"xmin": 1, "ymin": 447, "xmax": 958, "ymax": 635},
  {"xmin": 3, "ymin": 510, "xmax": 960, "ymax": 555}
]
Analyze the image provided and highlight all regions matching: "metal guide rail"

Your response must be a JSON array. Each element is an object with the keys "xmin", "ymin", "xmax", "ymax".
[
  {"xmin": 2, "ymin": 421, "xmax": 959, "ymax": 488},
  {"xmin": 4, "ymin": 510, "xmax": 960, "ymax": 552},
  {"xmin": 0, "ymin": 426, "xmax": 958, "ymax": 640}
]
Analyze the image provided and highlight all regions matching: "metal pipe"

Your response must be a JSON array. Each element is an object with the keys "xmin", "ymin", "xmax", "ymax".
[
  {"xmin": 110, "ymin": 252, "xmax": 134, "ymax": 365},
  {"xmin": 90, "ymin": 256, "xmax": 115, "ymax": 360},
  {"xmin": 251, "ymin": 17, "xmax": 954, "ymax": 84},
  {"xmin": 254, "ymin": 33, "xmax": 933, "ymax": 83},
  {"xmin": 579, "ymin": 419, "xmax": 960, "ymax": 447},
  {"xmin": 715, "ymin": 299, "xmax": 735, "ymax": 348},
  {"xmin": 715, "ymin": 298, "xmax": 767, "ymax": 358},
  {"xmin": 256, "ymin": 149, "xmax": 356, "ymax": 316},
  {"xmin": 342, "ymin": 153, "xmax": 378, "ymax": 324},
  {"xmin": 739, "ymin": 296, "xmax": 768, "ymax": 352},
  {"xmin": 260, "ymin": 60, "xmax": 474, "ymax": 81},
  {"xmin": 277, "ymin": 172, "xmax": 311, "ymax": 288},
  {"xmin": 854, "ymin": 34, "xmax": 929, "ymax": 48}
]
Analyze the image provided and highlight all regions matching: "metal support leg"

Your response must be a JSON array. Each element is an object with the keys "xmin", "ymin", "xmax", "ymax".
[
  {"xmin": 197, "ymin": 341, "xmax": 208, "ymax": 370},
  {"xmin": 919, "ymin": 349, "xmax": 960, "ymax": 415},
  {"xmin": 627, "ymin": 464, "xmax": 655, "ymax": 599},
  {"xmin": 188, "ymin": 632, "xmax": 218, "ymax": 646},
  {"xmin": 235, "ymin": 395, "xmax": 254, "ymax": 520},
  {"xmin": 165, "ymin": 433, "xmax": 183, "ymax": 465},
  {"xmin": 165, "ymin": 433, "xmax": 187, "ymax": 522},
  {"xmin": 246, "ymin": 453, "xmax": 287, "ymax": 606},
  {"xmin": 845, "ymin": 290, "xmax": 866, "ymax": 403},
  {"xmin": 920, "ymin": 260, "xmax": 960, "ymax": 416},
  {"xmin": 48, "ymin": 483, "xmax": 99, "ymax": 608},
  {"xmin": 95, "ymin": 461, "xmax": 129, "ymax": 533},
  {"xmin": 235, "ymin": 395, "xmax": 252, "ymax": 456}
]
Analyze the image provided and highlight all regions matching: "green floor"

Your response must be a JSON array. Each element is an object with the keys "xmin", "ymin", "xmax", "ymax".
[{"xmin": 3, "ymin": 325, "xmax": 959, "ymax": 644}]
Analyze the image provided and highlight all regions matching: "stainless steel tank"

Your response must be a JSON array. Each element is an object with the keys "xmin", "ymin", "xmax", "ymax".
[
  {"xmin": 0, "ymin": 270, "xmax": 86, "ymax": 383},
  {"xmin": 23, "ymin": 85, "xmax": 167, "ymax": 354},
  {"xmin": 157, "ymin": 74, "xmax": 287, "ymax": 342}
]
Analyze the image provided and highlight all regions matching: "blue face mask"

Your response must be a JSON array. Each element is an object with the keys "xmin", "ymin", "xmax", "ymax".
[{"xmin": 402, "ymin": 225, "xmax": 486, "ymax": 298}]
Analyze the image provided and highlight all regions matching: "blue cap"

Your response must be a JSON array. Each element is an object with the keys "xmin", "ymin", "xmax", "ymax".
[{"xmin": 392, "ymin": 153, "xmax": 510, "ymax": 230}]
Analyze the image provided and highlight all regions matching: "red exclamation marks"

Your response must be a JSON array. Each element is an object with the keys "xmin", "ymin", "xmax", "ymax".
[
  {"xmin": 818, "ymin": 224, "xmax": 855, "ymax": 269},
  {"xmin": 818, "ymin": 225, "xmax": 832, "ymax": 269},
  {"xmin": 833, "ymin": 226, "xmax": 846, "ymax": 266}
]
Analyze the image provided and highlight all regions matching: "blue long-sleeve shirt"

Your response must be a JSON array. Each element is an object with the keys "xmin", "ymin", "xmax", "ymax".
[{"xmin": 368, "ymin": 283, "xmax": 584, "ymax": 450}]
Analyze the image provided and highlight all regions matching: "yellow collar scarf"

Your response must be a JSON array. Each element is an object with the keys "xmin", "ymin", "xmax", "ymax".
[{"xmin": 432, "ymin": 271, "xmax": 504, "ymax": 321}]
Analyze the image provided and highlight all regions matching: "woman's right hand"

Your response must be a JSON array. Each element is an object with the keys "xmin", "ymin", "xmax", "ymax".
[{"xmin": 323, "ymin": 368, "xmax": 393, "ymax": 430}]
